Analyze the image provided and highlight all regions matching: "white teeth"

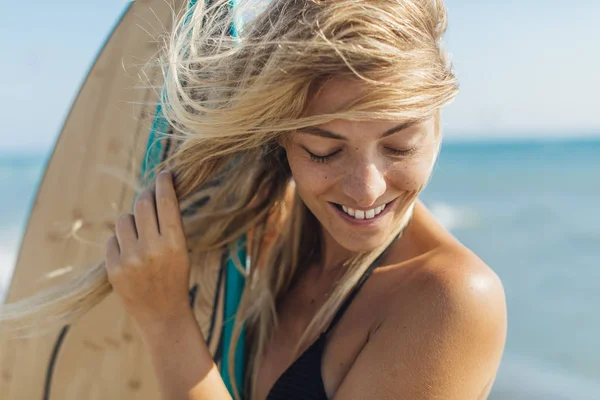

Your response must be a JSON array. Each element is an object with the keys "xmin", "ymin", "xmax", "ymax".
[{"xmin": 339, "ymin": 203, "xmax": 388, "ymax": 220}]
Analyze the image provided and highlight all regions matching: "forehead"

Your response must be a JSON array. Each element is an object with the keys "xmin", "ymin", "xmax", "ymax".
[
  {"xmin": 305, "ymin": 77, "xmax": 369, "ymax": 116},
  {"xmin": 304, "ymin": 77, "xmax": 437, "ymax": 140}
]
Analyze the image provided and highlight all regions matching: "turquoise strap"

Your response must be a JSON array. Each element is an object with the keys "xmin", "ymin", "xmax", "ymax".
[
  {"xmin": 140, "ymin": 0, "xmax": 200, "ymax": 185},
  {"xmin": 221, "ymin": 237, "xmax": 247, "ymax": 396},
  {"xmin": 140, "ymin": 103, "xmax": 168, "ymax": 185}
]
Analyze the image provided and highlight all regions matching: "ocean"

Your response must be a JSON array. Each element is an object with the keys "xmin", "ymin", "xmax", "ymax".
[{"xmin": 1, "ymin": 138, "xmax": 599, "ymax": 399}]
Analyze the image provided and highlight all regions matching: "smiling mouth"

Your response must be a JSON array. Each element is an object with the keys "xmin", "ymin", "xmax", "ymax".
[{"xmin": 331, "ymin": 200, "xmax": 393, "ymax": 221}]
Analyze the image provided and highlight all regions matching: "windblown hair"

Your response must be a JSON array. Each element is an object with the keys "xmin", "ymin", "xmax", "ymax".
[{"xmin": 0, "ymin": 0, "xmax": 458, "ymax": 398}]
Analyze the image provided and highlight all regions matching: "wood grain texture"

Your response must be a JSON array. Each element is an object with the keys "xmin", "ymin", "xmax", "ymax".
[{"xmin": 0, "ymin": 1, "xmax": 188, "ymax": 398}]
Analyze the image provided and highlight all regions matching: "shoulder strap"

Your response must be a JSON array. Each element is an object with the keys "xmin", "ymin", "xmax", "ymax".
[{"xmin": 221, "ymin": 237, "xmax": 247, "ymax": 397}]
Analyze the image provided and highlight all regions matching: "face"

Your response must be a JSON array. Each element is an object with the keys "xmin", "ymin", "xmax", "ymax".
[{"xmin": 282, "ymin": 78, "xmax": 440, "ymax": 253}]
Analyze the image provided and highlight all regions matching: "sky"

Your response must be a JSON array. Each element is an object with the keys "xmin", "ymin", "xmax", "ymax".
[{"xmin": 0, "ymin": 0, "xmax": 599, "ymax": 151}]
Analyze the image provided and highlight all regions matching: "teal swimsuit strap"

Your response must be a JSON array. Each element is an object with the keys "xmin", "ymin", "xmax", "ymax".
[{"xmin": 222, "ymin": 237, "xmax": 247, "ymax": 396}]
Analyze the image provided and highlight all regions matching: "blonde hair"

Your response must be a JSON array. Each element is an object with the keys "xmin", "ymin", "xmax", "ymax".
[{"xmin": 0, "ymin": 0, "xmax": 458, "ymax": 398}]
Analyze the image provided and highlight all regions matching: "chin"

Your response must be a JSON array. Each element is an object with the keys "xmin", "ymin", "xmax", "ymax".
[{"xmin": 333, "ymin": 232, "xmax": 389, "ymax": 254}]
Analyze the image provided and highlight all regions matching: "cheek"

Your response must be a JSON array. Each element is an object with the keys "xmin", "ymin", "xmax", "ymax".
[
  {"xmin": 387, "ymin": 157, "xmax": 434, "ymax": 191},
  {"xmin": 388, "ymin": 139, "xmax": 439, "ymax": 190},
  {"xmin": 286, "ymin": 150, "xmax": 337, "ymax": 195}
]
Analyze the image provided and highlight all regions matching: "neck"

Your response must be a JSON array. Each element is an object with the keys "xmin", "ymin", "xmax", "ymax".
[{"xmin": 319, "ymin": 231, "xmax": 354, "ymax": 273}]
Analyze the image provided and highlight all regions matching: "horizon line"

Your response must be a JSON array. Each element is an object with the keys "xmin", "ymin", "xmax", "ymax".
[{"xmin": 1, "ymin": 134, "xmax": 599, "ymax": 157}]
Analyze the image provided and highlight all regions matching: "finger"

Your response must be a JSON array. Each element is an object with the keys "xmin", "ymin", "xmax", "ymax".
[
  {"xmin": 105, "ymin": 235, "xmax": 120, "ymax": 271},
  {"xmin": 155, "ymin": 170, "xmax": 185, "ymax": 241},
  {"xmin": 115, "ymin": 213, "xmax": 138, "ymax": 255},
  {"xmin": 133, "ymin": 189, "xmax": 160, "ymax": 241}
]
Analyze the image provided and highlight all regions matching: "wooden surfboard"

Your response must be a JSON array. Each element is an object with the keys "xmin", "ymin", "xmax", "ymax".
[{"xmin": 0, "ymin": 1, "xmax": 189, "ymax": 398}]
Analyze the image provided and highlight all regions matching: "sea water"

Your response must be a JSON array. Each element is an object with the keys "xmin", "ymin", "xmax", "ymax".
[{"xmin": 1, "ymin": 138, "xmax": 599, "ymax": 399}]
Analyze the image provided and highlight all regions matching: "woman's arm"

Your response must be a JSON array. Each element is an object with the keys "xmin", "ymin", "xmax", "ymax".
[{"xmin": 138, "ymin": 309, "xmax": 232, "ymax": 400}]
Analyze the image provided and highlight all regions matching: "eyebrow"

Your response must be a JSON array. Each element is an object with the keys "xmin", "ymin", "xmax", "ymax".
[{"xmin": 297, "ymin": 120, "xmax": 419, "ymax": 140}]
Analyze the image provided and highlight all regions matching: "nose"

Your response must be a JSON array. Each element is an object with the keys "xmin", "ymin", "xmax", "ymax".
[{"xmin": 342, "ymin": 160, "xmax": 387, "ymax": 208}]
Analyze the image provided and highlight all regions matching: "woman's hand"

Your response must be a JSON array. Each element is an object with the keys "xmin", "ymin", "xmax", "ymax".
[{"xmin": 105, "ymin": 170, "xmax": 192, "ymax": 329}]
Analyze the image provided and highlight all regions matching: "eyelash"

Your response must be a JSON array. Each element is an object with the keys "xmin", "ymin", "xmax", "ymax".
[
  {"xmin": 307, "ymin": 148, "xmax": 415, "ymax": 163},
  {"xmin": 387, "ymin": 147, "xmax": 416, "ymax": 157},
  {"xmin": 307, "ymin": 150, "xmax": 341, "ymax": 163}
]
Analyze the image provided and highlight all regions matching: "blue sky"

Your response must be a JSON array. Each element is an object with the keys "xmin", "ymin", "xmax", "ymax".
[{"xmin": 1, "ymin": 0, "xmax": 599, "ymax": 151}]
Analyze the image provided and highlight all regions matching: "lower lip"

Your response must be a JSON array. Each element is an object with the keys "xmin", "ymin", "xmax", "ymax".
[{"xmin": 328, "ymin": 199, "xmax": 396, "ymax": 227}]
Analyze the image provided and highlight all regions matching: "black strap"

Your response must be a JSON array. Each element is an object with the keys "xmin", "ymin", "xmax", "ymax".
[
  {"xmin": 43, "ymin": 325, "xmax": 70, "ymax": 400},
  {"xmin": 206, "ymin": 257, "xmax": 226, "ymax": 345},
  {"xmin": 189, "ymin": 284, "xmax": 199, "ymax": 308}
]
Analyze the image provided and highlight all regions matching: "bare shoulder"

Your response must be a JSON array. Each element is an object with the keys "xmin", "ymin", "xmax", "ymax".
[
  {"xmin": 393, "ymin": 199, "xmax": 507, "ymax": 311},
  {"xmin": 335, "ymin": 244, "xmax": 507, "ymax": 399},
  {"xmin": 376, "ymin": 235, "xmax": 507, "ymax": 321},
  {"xmin": 402, "ymin": 245, "xmax": 507, "ymax": 325},
  {"xmin": 386, "ymin": 244, "xmax": 506, "ymax": 397}
]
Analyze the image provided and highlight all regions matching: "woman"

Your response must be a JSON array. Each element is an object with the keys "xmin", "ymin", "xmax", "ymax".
[{"xmin": 2, "ymin": 0, "xmax": 507, "ymax": 399}]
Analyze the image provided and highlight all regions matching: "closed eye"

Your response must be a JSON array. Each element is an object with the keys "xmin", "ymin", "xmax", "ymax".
[
  {"xmin": 305, "ymin": 147, "xmax": 415, "ymax": 163},
  {"xmin": 306, "ymin": 149, "xmax": 341, "ymax": 163},
  {"xmin": 386, "ymin": 147, "xmax": 417, "ymax": 157}
]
